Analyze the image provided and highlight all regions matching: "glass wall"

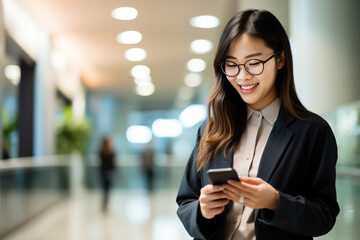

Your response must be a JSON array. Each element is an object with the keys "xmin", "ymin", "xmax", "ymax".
[{"xmin": 324, "ymin": 100, "xmax": 360, "ymax": 168}]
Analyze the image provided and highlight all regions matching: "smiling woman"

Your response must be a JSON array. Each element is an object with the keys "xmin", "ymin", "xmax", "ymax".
[{"xmin": 176, "ymin": 9, "xmax": 339, "ymax": 240}]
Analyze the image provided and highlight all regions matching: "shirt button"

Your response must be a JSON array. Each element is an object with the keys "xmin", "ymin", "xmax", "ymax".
[
  {"xmin": 246, "ymin": 155, "xmax": 251, "ymax": 160},
  {"xmin": 233, "ymin": 217, "xmax": 238, "ymax": 224},
  {"xmin": 255, "ymin": 112, "xmax": 261, "ymax": 118}
]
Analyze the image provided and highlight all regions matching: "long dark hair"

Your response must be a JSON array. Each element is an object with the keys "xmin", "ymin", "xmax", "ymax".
[
  {"xmin": 100, "ymin": 137, "xmax": 114, "ymax": 155},
  {"xmin": 196, "ymin": 9, "xmax": 309, "ymax": 171}
]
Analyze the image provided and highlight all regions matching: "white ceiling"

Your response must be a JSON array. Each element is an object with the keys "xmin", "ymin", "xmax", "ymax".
[{"xmin": 18, "ymin": 0, "xmax": 238, "ymax": 107}]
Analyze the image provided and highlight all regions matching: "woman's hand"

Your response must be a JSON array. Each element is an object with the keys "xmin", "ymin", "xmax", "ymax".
[
  {"xmin": 223, "ymin": 177, "xmax": 279, "ymax": 211},
  {"xmin": 199, "ymin": 184, "xmax": 230, "ymax": 219}
]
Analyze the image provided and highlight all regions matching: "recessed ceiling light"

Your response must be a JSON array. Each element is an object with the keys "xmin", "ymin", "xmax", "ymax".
[
  {"xmin": 187, "ymin": 58, "xmax": 206, "ymax": 72},
  {"xmin": 117, "ymin": 31, "xmax": 142, "ymax": 44},
  {"xmin": 184, "ymin": 73, "xmax": 202, "ymax": 87},
  {"xmin": 130, "ymin": 65, "xmax": 150, "ymax": 78},
  {"xmin": 111, "ymin": 7, "xmax": 138, "ymax": 20},
  {"xmin": 135, "ymin": 82, "xmax": 155, "ymax": 96},
  {"xmin": 190, "ymin": 15, "xmax": 219, "ymax": 28},
  {"xmin": 134, "ymin": 76, "xmax": 152, "ymax": 86},
  {"xmin": 190, "ymin": 39, "xmax": 213, "ymax": 54},
  {"xmin": 125, "ymin": 48, "xmax": 147, "ymax": 62}
]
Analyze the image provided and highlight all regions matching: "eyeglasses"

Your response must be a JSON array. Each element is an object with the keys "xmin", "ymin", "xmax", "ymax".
[{"xmin": 220, "ymin": 51, "xmax": 281, "ymax": 77}]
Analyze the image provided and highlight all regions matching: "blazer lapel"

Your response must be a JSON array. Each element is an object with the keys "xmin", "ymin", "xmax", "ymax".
[
  {"xmin": 208, "ymin": 151, "xmax": 233, "ymax": 169},
  {"xmin": 257, "ymin": 108, "xmax": 294, "ymax": 182}
]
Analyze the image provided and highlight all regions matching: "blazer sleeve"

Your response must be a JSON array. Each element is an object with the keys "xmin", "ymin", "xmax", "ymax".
[
  {"xmin": 258, "ymin": 117, "xmax": 340, "ymax": 237},
  {"xmin": 176, "ymin": 123, "xmax": 226, "ymax": 240}
]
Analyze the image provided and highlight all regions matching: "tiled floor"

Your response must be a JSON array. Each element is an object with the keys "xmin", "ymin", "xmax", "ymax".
[
  {"xmin": 2, "ymin": 189, "xmax": 191, "ymax": 240},
  {"xmin": 3, "ymin": 176, "xmax": 359, "ymax": 240},
  {"xmin": 317, "ymin": 176, "xmax": 360, "ymax": 240}
]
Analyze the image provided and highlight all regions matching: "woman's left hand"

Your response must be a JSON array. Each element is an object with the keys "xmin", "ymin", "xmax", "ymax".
[{"xmin": 223, "ymin": 177, "xmax": 279, "ymax": 211}]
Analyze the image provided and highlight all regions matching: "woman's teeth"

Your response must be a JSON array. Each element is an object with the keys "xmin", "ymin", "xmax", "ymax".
[{"xmin": 241, "ymin": 84, "xmax": 258, "ymax": 90}]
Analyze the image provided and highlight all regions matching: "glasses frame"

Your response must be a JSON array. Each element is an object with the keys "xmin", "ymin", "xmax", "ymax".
[{"xmin": 220, "ymin": 51, "xmax": 281, "ymax": 77}]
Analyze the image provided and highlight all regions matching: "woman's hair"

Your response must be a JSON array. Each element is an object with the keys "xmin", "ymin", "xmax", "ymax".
[
  {"xmin": 196, "ymin": 9, "xmax": 309, "ymax": 171},
  {"xmin": 100, "ymin": 137, "xmax": 113, "ymax": 155}
]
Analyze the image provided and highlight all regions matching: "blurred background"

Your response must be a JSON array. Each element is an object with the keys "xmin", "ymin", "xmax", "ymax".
[{"xmin": 0, "ymin": 0, "xmax": 359, "ymax": 239}]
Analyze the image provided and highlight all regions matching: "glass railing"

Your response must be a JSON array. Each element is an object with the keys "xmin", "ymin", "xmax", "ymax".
[
  {"xmin": 323, "ymin": 100, "xmax": 360, "ymax": 174},
  {"xmin": 0, "ymin": 156, "xmax": 71, "ymax": 238}
]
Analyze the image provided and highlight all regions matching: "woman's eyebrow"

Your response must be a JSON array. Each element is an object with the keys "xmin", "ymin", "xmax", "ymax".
[
  {"xmin": 225, "ymin": 52, "xmax": 263, "ymax": 60},
  {"xmin": 245, "ymin": 52, "xmax": 262, "ymax": 58}
]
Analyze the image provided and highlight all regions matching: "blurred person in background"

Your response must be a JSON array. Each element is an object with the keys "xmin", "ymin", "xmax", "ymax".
[
  {"xmin": 98, "ymin": 136, "xmax": 116, "ymax": 213},
  {"xmin": 141, "ymin": 140, "xmax": 155, "ymax": 192},
  {"xmin": 176, "ymin": 9, "xmax": 339, "ymax": 240}
]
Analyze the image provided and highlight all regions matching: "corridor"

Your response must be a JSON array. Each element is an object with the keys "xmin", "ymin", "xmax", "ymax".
[{"xmin": 2, "ymin": 176, "xmax": 360, "ymax": 240}]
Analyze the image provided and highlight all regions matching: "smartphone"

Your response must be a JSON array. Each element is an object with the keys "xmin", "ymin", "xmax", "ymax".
[{"xmin": 207, "ymin": 168, "xmax": 240, "ymax": 185}]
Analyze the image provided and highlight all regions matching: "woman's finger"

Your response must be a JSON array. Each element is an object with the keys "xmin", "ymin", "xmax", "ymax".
[
  {"xmin": 224, "ymin": 181, "xmax": 254, "ymax": 197},
  {"xmin": 201, "ymin": 184, "xmax": 224, "ymax": 194}
]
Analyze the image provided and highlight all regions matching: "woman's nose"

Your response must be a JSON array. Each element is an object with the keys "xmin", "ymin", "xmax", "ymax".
[{"xmin": 236, "ymin": 66, "xmax": 252, "ymax": 81}]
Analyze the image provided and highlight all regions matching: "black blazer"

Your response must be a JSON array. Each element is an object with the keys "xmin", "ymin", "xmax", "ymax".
[{"xmin": 176, "ymin": 107, "xmax": 340, "ymax": 240}]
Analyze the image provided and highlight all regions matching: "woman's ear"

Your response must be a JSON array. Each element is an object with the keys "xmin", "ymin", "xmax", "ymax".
[{"xmin": 277, "ymin": 51, "xmax": 285, "ymax": 69}]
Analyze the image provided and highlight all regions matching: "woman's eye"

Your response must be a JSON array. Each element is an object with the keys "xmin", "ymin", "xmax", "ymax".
[
  {"xmin": 249, "ymin": 61, "xmax": 261, "ymax": 66},
  {"xmin": 226, "ymin": 62, "xmax": 237, "ymax": 67}
]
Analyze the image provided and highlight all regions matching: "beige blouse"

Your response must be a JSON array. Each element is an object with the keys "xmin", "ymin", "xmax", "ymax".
[{"xmin": 225, "ymin": 98, "xmax": 280, "ymax": 240}]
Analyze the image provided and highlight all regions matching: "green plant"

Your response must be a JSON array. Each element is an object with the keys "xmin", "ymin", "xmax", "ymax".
[
  {"xmin": 2, "ymin": 108, "xmax": 17, "ymax": 150},
  {"xmin": 56, "ymin": 106, "xmax": 92, "ymax": 154}
]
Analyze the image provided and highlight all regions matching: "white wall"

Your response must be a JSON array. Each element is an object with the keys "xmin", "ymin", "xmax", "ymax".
[
  {"xmin": 290, "ymin": 0, "xmax": 360, "ymax": 114},
  {"xmin": 33, "ymin": 33, "xmax": 56, "ymax": 156},
  {"xmin": 238, "ymin": 0, "xmax": 290, "ymax": 35}
]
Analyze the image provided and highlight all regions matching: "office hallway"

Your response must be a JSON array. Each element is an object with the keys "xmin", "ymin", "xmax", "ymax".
[{"xmin": 2, "ymin": 176, "xmax": 360, "ymax": 240}]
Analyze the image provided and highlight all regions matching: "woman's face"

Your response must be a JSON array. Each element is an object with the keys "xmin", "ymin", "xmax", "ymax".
[{"xmin": 225, "ymin": 34, "xmax": 283, "ymax": 110}]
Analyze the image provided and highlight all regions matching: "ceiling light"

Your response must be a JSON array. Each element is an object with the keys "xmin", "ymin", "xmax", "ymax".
[
  {"xmin": 135, "ymin": 82, "xmax": 155, "ymax": 96},
  {"xmin": 130, "ymin": 65, "xmax": 150, "ymax": 78},
  {"xmin": 134, "ymin": 76, "xmax": 152, "ymax": 86},
  {"xmin": 184, "ymin": 73, "xmax": 202, "ymax": 87},
  {"xmin": 190, "ymin": 39, "xmax": 213, "ymax": 54},
  {"xmin": 111, "ymin": 7, "xmax": 138, "ymax": 20},
  {"xmin": 187, "ymin": 58, "xmax": 206, "ymax": 72},
  {"xmin": 125, "ymin": 48, "xmax": 147, "ymax": 62},
  {"xmin": 190, "ymin": 15, "xmax": 219, "ymax": 28},
  {"xmin": 117, "ymin": 31, "xmax": 142, "ymax": 44}
]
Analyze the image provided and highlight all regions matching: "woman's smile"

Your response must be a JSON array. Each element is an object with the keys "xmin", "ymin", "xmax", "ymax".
[{"xmin": 239, "ymin": 83, "xmax": 259, "ymax": 93}]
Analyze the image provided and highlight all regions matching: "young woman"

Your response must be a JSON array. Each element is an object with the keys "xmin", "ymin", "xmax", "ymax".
[
  {"xmin": 98, "ymin": 136, "xmax": 116, "ymax": 212},
  {"xmin": 176, "ymin": 9, "xmax": 339, "ymax": 240}
]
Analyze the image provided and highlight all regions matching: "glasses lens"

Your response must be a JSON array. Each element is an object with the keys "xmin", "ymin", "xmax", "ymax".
[
  {"xmin": 245, "ymin": 59, "xmax": 263, "ymax": 75},
  {"xmin": 222, "ymin": 61, "xmax": 238, "ymax": 76}
]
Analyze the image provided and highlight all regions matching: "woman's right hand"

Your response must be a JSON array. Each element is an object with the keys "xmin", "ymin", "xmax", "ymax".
[{"xmin": 199, "ymin": 184, "xmax": 230, "ymax": 219}]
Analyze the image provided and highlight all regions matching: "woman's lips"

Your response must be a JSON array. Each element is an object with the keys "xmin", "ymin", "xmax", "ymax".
[{"xmin": 239, "ymin": 83, "xmax": 259, "ymax": 93}]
